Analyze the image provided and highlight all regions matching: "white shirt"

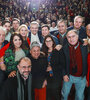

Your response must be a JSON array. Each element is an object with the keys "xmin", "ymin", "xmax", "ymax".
[
  {"xmin": 31, "ymin": 33, "xmax": 42, "ymax": 47},
  {"xmin": 5, "ymin": 32, "xmax": 11, "ymax": 42}
]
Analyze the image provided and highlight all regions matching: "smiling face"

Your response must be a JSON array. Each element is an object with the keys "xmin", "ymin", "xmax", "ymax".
[
  {"xmin": 17, "ymin": 58, "xmax": 31, "ymax": 80},
  {"xmin": 19, "ymin": 26, "xmax": 28, "ymax": 38},
  {"xmin": 12, "ymin": 20, "xmax": 20, "ymax": 31},
  {"xmin": 58, "ymin": 22, "xmax": 67, "ymax": 34},
  {"xmin": 67, "ymin": 30, "xmax": 79, "ymax": 46},
  {"xmin": 13, "ymin": 35, "xmax": 22, "ymax": 49},
  {"xmin": 42, "ymin": 27, "xmax": 50, "ymax": 37},
  {"xmin": 45, "ymin": 37, "xmax": 53, "ymax": 49},
  {"xmin": 30, "ymin": 24, "xmax": 38, "ymax": 35},
  {"xmin": 74, "ymin": 17, "xmax": 83, "ymax": 30},
  {"xmin": 30, "ymin": 46, "xmax": 40, "ymax": 59},
  {"xmin": 3, "ymin": 22, "xmax": 11, "ymax": 33}
]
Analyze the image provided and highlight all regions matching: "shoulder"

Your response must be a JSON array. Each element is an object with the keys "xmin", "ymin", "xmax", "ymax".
[
  {"xmin": 3, "ymin": 76, "xmax": 17, "ymax": 88},
  {"xmin": 3, "ymin": 40, "xmax": 9, "ymax": 46},
  {"xmin": 5, "ymin": 48, "xmax": 13, "ymax": 53},
  {"xmin": 67, "ymin": 26, "xmax": 74, "ymax": 31}
]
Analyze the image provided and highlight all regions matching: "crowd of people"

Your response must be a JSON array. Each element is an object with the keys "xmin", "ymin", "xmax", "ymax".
[{"xmin": 0, "ymin": 0, "xmax": 90, "ymax": 100}]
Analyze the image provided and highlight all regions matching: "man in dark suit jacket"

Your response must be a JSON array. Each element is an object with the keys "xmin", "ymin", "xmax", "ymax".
[
  {"xmin": 67, "ymin": 15, "xmax": 87, "ymax": 39},
  {"xmin": 0, "ymin": 57, "xmax": 32, "ymax": 100},
  {"xmin": 61, "ymin": 29, "xmax": 88, "ymax": 100},
  {"xmin": 54, "ymin": 19, "xmax": 67, "ymax": 46}
]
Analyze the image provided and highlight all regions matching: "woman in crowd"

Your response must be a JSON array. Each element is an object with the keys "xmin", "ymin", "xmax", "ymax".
[
  {"xmin": 42, "ymin": 35, "xmax": 65, "ymax": 100},
  {"xmin": 18, "ymin": 24, "xmax": 30, "ymax": 55},
  {"xmin": 4, "ymin": 33, "xmax": 26, "ymax": 78}
]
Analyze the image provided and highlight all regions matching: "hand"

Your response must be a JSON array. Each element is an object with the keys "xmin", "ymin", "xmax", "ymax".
[
  {"xmin": 86, "ymin": 80, "xmax": 89, "ymax": 87},
  {"xmin": 0, "ymin": 56, "xmax": 4, "ymax": 62},
  {"xmin": 8, "ymin": 71, "xmax": 16, "ymax": 78},
  {"xmin": 0, "ymin": 63, "xmax": 6, "ymax": 71},
  {"xmin": 63, "ymin": 75, "xmax": 69, "ymax": 82},
  {"xmin": 83, "ymin": 39, "xmax": 88, "ymax": 46},
  {"xmin": 55, "ymin": 44, "xmax": 62, "ymax": 51},
  {"xmin": 46, "ymin": 66, "xmax": 52, "ymax": 72},
  {"xmin": 42, "ymin": 80, "xmax": 47, "ymax": 88}
]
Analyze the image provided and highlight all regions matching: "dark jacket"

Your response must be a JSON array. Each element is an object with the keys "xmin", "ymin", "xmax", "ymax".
[
  {"xmin": 27, "ymin": 53, "xmax": 48, "ymax": 88},
  {"xmin": 62, "ymin": 43, "xmax": 88, "ymax": 77},
  {"xmin": 47, "ymin": 49, "xmax": 65, "ymax": 88},
  {"xmin": 0, "ymin": 73, "xmax": 32, "ymax": 100}
]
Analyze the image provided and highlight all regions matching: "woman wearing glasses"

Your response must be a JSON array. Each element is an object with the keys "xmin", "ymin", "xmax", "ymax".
[{"xmin": 42, "ymin": 35, "xmax": 65, "ymax": 100}]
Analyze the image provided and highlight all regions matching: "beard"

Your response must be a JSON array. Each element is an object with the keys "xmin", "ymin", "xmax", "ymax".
[{"xmin": 21, "ymin": 71, "xmax": 30, "ymax": 80}]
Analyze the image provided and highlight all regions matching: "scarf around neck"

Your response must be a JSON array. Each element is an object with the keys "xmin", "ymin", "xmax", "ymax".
[{"xmin": 17, "ymin": 71, "xmax": 32, "ymax": 100}]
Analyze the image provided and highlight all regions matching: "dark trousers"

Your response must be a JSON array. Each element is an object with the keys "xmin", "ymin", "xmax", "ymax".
[
  {"xmin": 0, "ymin": 70, "xmax": 6, "ymax": 92},
  {"xmin": 46, "ymin": 78, "xmax": 62, "ymax": 100},
  {"xmin": 87, "ymin": 86, "xmax": 90, "ymax": 100},
  {"xmin": 46, "ymin": 87, "xmax": 60, "ymax": 100}
]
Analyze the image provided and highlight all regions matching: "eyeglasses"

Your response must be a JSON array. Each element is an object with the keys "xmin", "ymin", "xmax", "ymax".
[
  {"xmin": 19, "ymin": 65, "xmax": 32, "ymax": 69},
  {"xmin": 45, "ymin": 40, "xmax": 52, "ymax": 42}
]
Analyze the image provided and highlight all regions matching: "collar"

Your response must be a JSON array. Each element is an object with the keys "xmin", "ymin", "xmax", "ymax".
[{"xmin": 59, "ymin": 32, "xmax": 66, "ymax": 37}]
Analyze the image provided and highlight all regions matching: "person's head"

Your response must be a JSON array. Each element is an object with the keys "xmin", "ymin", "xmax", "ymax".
[
  {"xmin": 0, "ymin": 26, "xmax": 7, "ymax": 45},
  {"xmin": 12, "ymin": 18, "xmax": 20, "ymax": 31},
  {"xmin": 74, "ymin": 15, "xmax": 83, "ymax": 30},
  {"xmin": 57, "ymin": 19, "xmax": 67, "ymax": 34},
  {"xmin": 3, "ymin": 20, "xmax": 11, "ymax": 33},
  {"xmin": 10, "ymin": 33, "xmax": 23, "ymax": 51},
  {"xmin": 66, "ymin": 29, "xmax": 79, "ymax": 46},
  {"xmin": 30, "ymin": 41, "xmax": 40, "ymax": 59},
  {"xmin": 51, "ymin": 21, "xmax": 56, "ymax": 28},
  {"xmin": 18, "ymin": 24, "xmax": 29, "ymax": 39},
  {"xmin": 41, "ymin": 24, "xmax": 50, "ymax": 37},
  {"xmin": 42, "ymin": 35, "xmax": 56, "ymax": 56},
  {"xmin": 30, "ymin": 21, "xmax": 39, "ymax": 35},
  {"xmin": 17, "ymin": 57, "xmax": 32, "ymax": 80},
  {"xmin": 86, "ymin": 24, "xmax": 90, "ymax": 38}
]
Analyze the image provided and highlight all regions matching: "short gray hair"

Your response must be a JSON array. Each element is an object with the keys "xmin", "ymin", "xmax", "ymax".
[
  {"xmin": 30, "ymin": 21, "xmax": 39, "ymax": 27},
  {"xmin": 74, "ymin": 15, "xmax": 83, "ymax": 23},
  {"xmin": 30, "ymin": 41, "xmax": 40, "ymax": 50},
  {"xmin": 57, "ymin": 19, "xmax": 67, "ymax": 27},
  {"xmin": 67, "ymin": 29, "xmax": 78, "ymax": 36}
]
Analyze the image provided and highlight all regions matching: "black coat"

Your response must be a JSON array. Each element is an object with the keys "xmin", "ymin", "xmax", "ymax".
[
  {"xmin": 27, "ymin": 53, "xmax": 48, "ymax": 89},
  {"xmin": 47, "ymin": 49, "xmax": 66, "ymax": 88}
]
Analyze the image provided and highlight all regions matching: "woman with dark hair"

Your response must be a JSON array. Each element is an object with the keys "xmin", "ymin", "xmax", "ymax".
[
  {"xmin": 4, "ymin": 33, "xmax": 26, "ymax": 78},
  {"xmin": 42, "ymin": 35, "xmax": 65, "ymax": 100}
]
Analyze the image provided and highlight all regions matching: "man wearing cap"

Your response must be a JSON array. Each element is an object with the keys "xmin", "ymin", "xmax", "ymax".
[
  {"xmin": 61, "ymin": 29, "xmax": 88, "ymax": 100},
  {"xmin": 27, "ymin": 41, "xmax": 48, "ymax": 100},
  {"xmin": 0, "ymin": 57, "xmax": 32, "ymax": 100}
]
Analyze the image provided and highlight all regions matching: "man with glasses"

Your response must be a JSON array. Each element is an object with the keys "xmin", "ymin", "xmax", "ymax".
[{"xmin": 0, "ymin": 57, "xmax": 32, "ymax": 100}]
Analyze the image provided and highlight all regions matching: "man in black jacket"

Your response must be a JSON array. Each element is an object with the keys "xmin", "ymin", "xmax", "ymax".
[
  {"xmin": 61, "ymin": 29, "xmax": 88, "ymax": 100},
  {"xmin": 0, "ymin": 57, "xmax": 32, "ymax": 100},
  {"xmin": 27, "ymin": 41, "xmax": 48, "ymax": 100}
]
